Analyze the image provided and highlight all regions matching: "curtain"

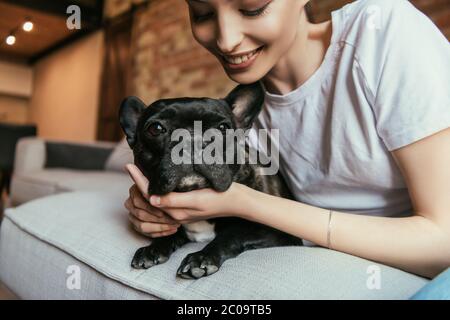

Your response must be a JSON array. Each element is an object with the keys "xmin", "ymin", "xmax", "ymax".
[{"xmin": 97, "ymin": 10, "xmax": 133, "ymax": 142}]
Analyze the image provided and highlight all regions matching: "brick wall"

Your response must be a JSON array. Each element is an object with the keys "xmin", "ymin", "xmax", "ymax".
[
  {"xmin": 114, "ymin": 0, "xmax": 449, "ymax": 103},
  {"xmin": 129, "ymin": 0, "xmax": 235, "ymax": 104}
]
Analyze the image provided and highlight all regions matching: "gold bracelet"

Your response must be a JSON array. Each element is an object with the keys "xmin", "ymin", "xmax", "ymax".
[{"xmin": 327, "ymin": 209, "xmax": 333, "ymax": 250}]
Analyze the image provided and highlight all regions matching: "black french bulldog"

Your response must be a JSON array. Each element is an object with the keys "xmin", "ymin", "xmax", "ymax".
[{"xmin": 119, "ymin": 82, "xmax": 302, "ymax": 279}]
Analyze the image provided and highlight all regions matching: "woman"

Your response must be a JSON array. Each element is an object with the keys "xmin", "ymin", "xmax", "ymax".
[{"xmin": 124, "ymin": 0, "xmax": 450, "ymax": 281}]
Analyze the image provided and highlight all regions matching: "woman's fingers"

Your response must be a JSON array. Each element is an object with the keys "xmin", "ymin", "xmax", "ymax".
[
  {"xmin": 125, "ymin": 183, "xmax": 180, "ymax": 229},
  {"xmin": 125, "ymin": 197, "xmax": 179, "ymax": 225},
  {"xmin": 142, "ymin": 229, "xmax": 179, "ymax": 238},
  {"xmin": 149, "ymin": 188, "xmax": 212, "ymax": 209},
  {"xmin": 128, "ymin": 185, "xmax": 164, "ymax": 218},
  {"xmin": 125, "ymin": 164, "xmax": 149, "ymax": 198},
  {"xmin": 128, "ymin": 184, "xmax": 179, "ymax": 223},
  {"xmin": 123, "ymin": 164, "xmax": 184, "ymax": 238},
  {"xmin": 128, "ymin": 214, "xmax": 179, "ymax": 235}
]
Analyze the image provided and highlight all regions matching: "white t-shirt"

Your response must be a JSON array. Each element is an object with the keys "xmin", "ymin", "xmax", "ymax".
[{"xmin": 248, "ymin": 0, "xmax": 450, "ymax": 246}]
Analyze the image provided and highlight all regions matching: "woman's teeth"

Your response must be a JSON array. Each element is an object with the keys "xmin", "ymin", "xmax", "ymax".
[{"xmin": 224, "ymin": 48, "xmax": 260, "ymax": 65}]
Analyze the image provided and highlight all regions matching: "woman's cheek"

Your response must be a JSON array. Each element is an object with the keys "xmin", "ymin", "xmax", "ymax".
[{"xmin": 247, "ymin": 18, "xmax": 284, "ymax": 47}]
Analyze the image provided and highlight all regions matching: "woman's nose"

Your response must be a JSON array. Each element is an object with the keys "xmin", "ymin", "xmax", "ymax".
[{"xmin": 216, "ymin": 13, "xmax": 243, "ymax": 54}]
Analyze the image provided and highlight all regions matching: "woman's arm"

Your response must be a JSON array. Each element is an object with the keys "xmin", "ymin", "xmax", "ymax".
[
  {"xmin": 238, "ymin": 185, "xmax": 449, "ymax": 279},
  {"xmin": 237, "ymin": 127, "xmax": 450, "ymax": 279}
]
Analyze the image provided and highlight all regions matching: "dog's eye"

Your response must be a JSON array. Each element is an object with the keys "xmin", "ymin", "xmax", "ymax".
[
  {"xmin": 218, "ymin": 123, "xmax": 230, "ymax": 133},
  {"xmin": 147, "ymin": 122, "xmax": 166, "ymax": 136}
]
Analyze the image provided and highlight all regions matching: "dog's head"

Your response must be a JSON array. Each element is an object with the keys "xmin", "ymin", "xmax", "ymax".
[{"xmin": 119, "ymin": 83, "xmax": 264, "ymax": 195}]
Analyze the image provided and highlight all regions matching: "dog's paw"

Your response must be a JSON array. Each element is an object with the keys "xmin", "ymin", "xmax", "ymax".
[
  {"xmin": 131, "ymin": 246, "xmax": 169, "ymax": 269},
  {"xmin": 177, "ymin": 252, "xmax": 220, "ymax": 279}
]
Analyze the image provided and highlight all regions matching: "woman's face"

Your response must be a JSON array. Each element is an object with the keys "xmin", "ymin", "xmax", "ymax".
[{"xmin": 186, "ymin": 0, "xmax": 308, "ymax": 84}]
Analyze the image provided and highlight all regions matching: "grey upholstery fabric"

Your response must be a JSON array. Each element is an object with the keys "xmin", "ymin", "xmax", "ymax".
[
  {"xmin": 10, "ymin": 169, "xmax": 132, "ymax": 206},
  {"xmin": 0, "ymin": 191, "xmax": 429, "ymax": 299},
  {"xmin": 13, "ymin": 138, "xmax": 46, "ymax": 176},
  {"xmin": 105, "ymin": 138, "xmax": 134, "ymax": 172},
  {"xmin": 0, "ymin": 218, "xmax": 158, "ymax": 300}
]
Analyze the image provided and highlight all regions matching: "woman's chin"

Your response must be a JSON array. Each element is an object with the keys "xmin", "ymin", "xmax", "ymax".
[{"xmin": 224, "ymin": 69, "xmax": 267, "ymax": 85}]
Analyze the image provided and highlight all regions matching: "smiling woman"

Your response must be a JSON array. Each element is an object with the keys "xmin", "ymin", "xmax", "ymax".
[
  {"xmin": 184, "ymin": 0, "xmax": 324, "ymax": 87},
  {"xmin": 125, "ymin": 0, "xmax": 450, "ymax": 289}
]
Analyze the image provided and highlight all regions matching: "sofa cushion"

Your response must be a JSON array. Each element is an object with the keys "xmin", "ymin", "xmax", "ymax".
[
  {"xmin": 105, "ymin": 138, "xmax": 134, "ymax": 172},
  {"xmin": 0, "ymin": 192, "xmax": 429, "ymax": 299},
  {"xmin": 45, "ymin": 142, "xmax": 113, "ymax": 171},
  {"xmin": 0, "ymin": 217, "xmax": 158, "ymax": 300},
  {"xmin": 10, "ymin": 169, "xmax": 132, "ymax": 205},
  {"xmin": 9, "ymin": 174, "xmax": 58, "ymax": 206}
]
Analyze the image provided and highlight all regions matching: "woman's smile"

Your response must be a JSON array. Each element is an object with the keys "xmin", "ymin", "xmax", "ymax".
[{"xmin": 221, "ymin": 45, "xmax": 265, "ymax": 71}]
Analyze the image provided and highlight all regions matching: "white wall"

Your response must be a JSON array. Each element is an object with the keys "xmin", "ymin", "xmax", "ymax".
[{"xmin": 29, "ymin": 30, "xmax": 104, "ymax": 142}]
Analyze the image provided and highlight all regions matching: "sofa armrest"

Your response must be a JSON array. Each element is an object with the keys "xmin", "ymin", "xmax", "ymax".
[{"xmin": 13, "ymin": 137, "xmax": 46, "ymax": 176}]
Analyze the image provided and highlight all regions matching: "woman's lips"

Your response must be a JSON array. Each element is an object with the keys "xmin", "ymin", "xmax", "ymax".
[{"xmin": 221, "ymin": 46, "xmax": 264, "ymax": 71}]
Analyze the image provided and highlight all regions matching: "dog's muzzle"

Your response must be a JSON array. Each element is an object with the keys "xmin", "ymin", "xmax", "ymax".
[{"xmin": 174, "ymin": 173, "xmax": 210, "ymax": 192}]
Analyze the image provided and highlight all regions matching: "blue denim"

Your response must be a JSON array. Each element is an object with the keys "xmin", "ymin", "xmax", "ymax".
[{"xmin": 410, "ymin": 268, "xmax": 450, "ymax": 300}]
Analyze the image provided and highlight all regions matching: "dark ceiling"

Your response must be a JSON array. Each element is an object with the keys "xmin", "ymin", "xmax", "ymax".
[{"xmin": 0, "ymin": 0, "xmax": 104, "ymax": 64}]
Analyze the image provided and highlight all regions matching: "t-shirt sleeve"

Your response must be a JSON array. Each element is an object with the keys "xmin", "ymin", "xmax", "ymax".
[{"xmin": 355, "ymin": 0, "xmax": 450, "ymax": 151}]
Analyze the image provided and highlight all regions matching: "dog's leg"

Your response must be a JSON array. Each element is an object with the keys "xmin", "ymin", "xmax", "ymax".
[
  {"xmin": 177, "ymin": 220, "xmax": 302, "ymax": 279},
  {"xmin": 131, "ymin": 229, "xmax": 189, "ymax": 269}
]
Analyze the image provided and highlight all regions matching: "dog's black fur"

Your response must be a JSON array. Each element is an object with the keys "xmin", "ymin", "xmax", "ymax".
[{"xmin": 119, "ymin": 82, "xmax": 302, "ymax": 279}]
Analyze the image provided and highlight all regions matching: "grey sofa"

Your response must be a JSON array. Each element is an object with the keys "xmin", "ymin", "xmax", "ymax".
[
  {"xmin": 9, "ymin": 137, "xmax": 133, "ymax": 206},
  {"xmin": 0, "ymin": 137, "xmax": 429, "ymax": 299}
]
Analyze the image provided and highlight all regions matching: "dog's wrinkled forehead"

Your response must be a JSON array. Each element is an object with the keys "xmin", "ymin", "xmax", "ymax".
[
  {"xmin": 146, "ymin": 98, "xmax": 230, "ymax": 117},
  {"xmin": 119, "ymin": 83, "xmax": 264, "ymax": 149},
  {"xmin": 140, "ymin": 97, "xmax": 232, "ymax": 128}
]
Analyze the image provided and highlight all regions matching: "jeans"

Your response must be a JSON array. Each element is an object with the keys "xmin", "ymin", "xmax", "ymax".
[{"xmin": 410, "ymin": 268, "xmax": 450, "ymax": 300}]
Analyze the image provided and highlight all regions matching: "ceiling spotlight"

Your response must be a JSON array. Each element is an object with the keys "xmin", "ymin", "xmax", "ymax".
[
  {"xmin": 6, "ymin": 34, "xmax": 16, "ymax": 46},
  {"xmin": 23, "ymin": 21, "xmax": 34, "ymax": 32}
]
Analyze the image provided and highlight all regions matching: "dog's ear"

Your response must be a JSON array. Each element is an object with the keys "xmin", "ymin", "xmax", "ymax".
[
  {"xmin": 223, "ymin": 82, "xmax": 264, "ymax": 130},
  {"xmin": 119, "ymin": 96, "xmax": 146, "ymax": 148}
]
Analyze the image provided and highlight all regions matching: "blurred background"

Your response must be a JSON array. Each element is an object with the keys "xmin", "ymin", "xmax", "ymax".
[{"xmin": 0, "ymin": 0, "xmax": 448, "ymax": 143}]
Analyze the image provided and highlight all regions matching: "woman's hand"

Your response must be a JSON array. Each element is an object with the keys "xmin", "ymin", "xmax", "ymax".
[
  {"xmin": 124, "ymin": 164, "xmax": 181, "ymax": 238},
  {"xmin": 125, "ymin": 164, "xmax": 248, "ymax": 226},
  {"xmin": 147, "ymin": 181, "xmax": 245, "ymax": 223}
]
